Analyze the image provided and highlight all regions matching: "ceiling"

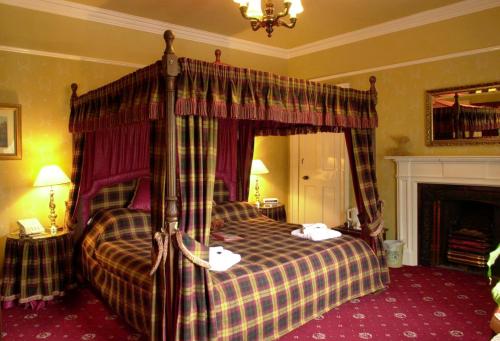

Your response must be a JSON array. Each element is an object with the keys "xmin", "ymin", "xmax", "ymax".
[{"xmin": 67, "ymin": 0, "xmax": 464, "ymax": 49}]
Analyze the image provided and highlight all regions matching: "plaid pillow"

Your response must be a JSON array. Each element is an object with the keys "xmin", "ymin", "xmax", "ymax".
[
  {"xmin": 98, "ymin": 208, "xmax": 151, "ymax": 243},
  {"xmin": 89, "ymin": 180, "xmax": 136, "ymax": 218},
  {"xmin": 213, "ymin": 179, "xmax": 230, "ymax": 204},
  {"xmin": 212, "ymin": 202, "xmax": 261, "ymax": 222}
]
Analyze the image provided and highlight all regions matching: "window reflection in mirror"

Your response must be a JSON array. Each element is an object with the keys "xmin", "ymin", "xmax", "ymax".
[{"xmin": 426, "ymin": 82, "xmax": 500, "ymax": 146}]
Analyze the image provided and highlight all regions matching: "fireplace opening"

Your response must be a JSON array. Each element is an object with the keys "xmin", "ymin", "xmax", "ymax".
[{"xmin": 418, "ymin": 184, "xmax": 500, "ymax": 273}]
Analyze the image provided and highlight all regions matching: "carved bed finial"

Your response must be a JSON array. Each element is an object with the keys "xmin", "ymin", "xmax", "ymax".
[
  {"xmin": 164, "ymin": 30, "xmax": 175, "ymax": 55},
  {"xmin": 71, "ymin": 83, "xmax": 78, "ymax": 102},
  {"xmin": 369, "ymin": 76, "xmax": 377, "ymax": 105},
  {"xmin": 215, "ymin": 49, "xmax": 222, "ymax": 64}
]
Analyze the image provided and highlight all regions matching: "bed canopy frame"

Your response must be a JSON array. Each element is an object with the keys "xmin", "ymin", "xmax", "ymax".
[{"xmin": 67, "ymin": 30, "xmax": 387, "ymax": 340}]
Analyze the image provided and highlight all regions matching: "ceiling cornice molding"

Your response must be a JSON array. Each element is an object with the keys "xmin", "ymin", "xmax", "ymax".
[
  {"xmin": 2, "ymin": 44, "xmax": 498, "ymax": 83},
  {"xmin": 0, "ymin": 0, "xmax": 288, "ymax": 59},
  {"xmin": 288, "ymin": 0, "xmax": 500, "ymax": 58},
  {"xmin": 0, "ymin": 44, "xmax": 145, "ymax": 68},
  {"xmin": 1, "ymin": 0, "xmax": 499, "ymax": 60},
  {"xmin": 310, "ymin": 45, "xmax": 500, "ymax": 82}
]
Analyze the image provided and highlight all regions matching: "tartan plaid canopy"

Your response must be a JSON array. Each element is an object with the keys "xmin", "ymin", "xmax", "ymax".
[
  {"xmin": 69, "ymin": 62, "xmax": 165, "ymax": 133},
  {"xmin": 69, "ymin": 58, "xmax": 377, "ymax": 134},
  {"xmin": 433, "ymin": 105, "xmax": 500, "ymax": 138},
  {"xmin": 176, "ymin": 58, "xmax": 377, "ymax": 128}
]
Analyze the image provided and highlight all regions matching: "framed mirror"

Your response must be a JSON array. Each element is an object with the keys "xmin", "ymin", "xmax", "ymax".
[{"xmin": 425, "ymin": 82, "xmax": 500, "ymax": 146}]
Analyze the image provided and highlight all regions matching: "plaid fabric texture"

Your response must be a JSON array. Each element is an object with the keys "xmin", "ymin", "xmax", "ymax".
[
  {"xmin": 433, "ymin": 105, "xmax": 500, "ymax": 138},
  {"xmin": 69, "ymin": 61, "xmax": 165, "ymax": 133},
  {"xmin": 176, "ymin": 58, "xmax": 377, "ymax": 129},
  {"xmin": 212, "ymin": 202, "xmax": 261, "ymax": 223},
  {"xmin": 346, "ymin": 129, "xmax": 389, "ymax": 284},
  {"xmin": 176, "ymin": 116, "xmax": 218, "ymax": 340},
  {"xmin": 81, "ymin": 208, "xmax": 151, "ymax": 334},
  {"xmin": 258, "ymin": 204, "xmax": 287, "ymax": 222},
  {"xmin": 209, "ymin": 214, "xmax": 386, "ymax": 340},
  {"xmin": 150, "ymin": 117, "xmax": 168, "ymax": 339},
  {"xmin": 66, "ymin": 133, "xmax": 85, "ymax": 229},
  {"xmin": 213, "ymin": 179, "xmax": 230, "ymax": 204},
  {"xmin": 0, "ymin": 233, "xmax": 74, "ymax": 305},
  {"xmin": 88, "ymin": 180, "xmax": 137, "ymax": 219}
]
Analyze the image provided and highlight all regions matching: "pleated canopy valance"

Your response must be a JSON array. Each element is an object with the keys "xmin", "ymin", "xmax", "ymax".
[
  {"xmin": 69, "ymin": 62, "xmax": 165, "ymax": 133},
  {"xmin": 69, "ymin": 58, "xmax": 377, "ymax": 133}
]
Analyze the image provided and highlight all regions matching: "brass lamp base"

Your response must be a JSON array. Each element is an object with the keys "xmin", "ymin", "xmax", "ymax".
[
  {"xmin": 48, "ymin": 187, "xmax": 58, "ymax": 235},
  {"xmin": 254, "ymin": 177, "xmax": 262, "ymax": 207}
]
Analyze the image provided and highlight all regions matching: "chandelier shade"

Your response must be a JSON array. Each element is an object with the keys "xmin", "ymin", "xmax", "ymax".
[{"xmin": 233, "ymin": 0, "xmax": 304, "ymax": 37}]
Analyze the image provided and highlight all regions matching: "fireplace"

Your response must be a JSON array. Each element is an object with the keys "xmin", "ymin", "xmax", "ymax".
[
  {"xmin": 418, "ymin": 184, "xmax": 500, "ymax": 271},
  {"xmin": 386, "ymin": 156, "xmax": 500, "ymax": 266}
]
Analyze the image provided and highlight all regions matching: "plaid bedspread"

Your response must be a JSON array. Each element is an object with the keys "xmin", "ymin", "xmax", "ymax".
[
  {"xmin": 210, "ymin": 202, "xmax": 385, "ymax": 340},
  {"xmin": 81, "ymin": 208, "xmax": 151, "ymax": 335}
]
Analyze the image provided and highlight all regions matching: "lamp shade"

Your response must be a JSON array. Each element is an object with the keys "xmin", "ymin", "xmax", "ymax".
[
  {"xmin": 251, "ymin": 159, "xmax": 269, "ymax": 175},
  {"xmin": 34, "ymin": 165, "xmax": 71, "ymax": 187}
]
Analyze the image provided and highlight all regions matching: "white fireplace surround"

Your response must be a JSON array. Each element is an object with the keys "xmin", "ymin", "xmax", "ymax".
[{"xmin": 386, "ymin": 156, "xmax": 500, "ymax": 266}]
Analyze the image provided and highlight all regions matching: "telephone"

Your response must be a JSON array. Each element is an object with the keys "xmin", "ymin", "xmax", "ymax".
[{"xmin": 17, "ymin": 218, "xmax": 46, "ymax": 237}]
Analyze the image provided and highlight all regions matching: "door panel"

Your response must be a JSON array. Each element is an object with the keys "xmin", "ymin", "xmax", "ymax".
[{"xmin": 298, "ymin": 133, "xmax": 347, "ymax": 226}]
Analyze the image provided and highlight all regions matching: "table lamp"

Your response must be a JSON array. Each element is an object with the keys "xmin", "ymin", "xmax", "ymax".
[
  {"xmin": 250, "ymin": 159, "xmax": 269, "ymax": 207},
  {"xmin": 34, "ymin": 165, "xmax": 71, "ymax": 234}
]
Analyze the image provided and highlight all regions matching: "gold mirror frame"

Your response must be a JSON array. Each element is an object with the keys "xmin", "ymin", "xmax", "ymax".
[{"xmin": 425, "ymin": 81, "xmax": 500, "ymax": 146}]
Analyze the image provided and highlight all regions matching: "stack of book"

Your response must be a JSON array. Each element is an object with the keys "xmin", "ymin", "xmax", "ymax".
[{"xmin": 447, "ymin": 228, "xmax": 492, "ymax": 268}]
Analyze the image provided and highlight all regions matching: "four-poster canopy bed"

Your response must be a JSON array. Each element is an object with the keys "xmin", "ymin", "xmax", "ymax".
[{"xmin": 66, "ymin": 30, "xmax": 389, "ymax": 340}]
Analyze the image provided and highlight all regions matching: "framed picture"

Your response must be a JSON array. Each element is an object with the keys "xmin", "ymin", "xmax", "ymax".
[{"xmin": 0, "ymin": 104, "xmax": 22, "ymax": 160}]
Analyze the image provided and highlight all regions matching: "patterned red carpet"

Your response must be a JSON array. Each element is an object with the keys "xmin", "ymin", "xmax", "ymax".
[
  {"xmin": 1, "ymin": 266, "xmax": 495, "ymax": 340},
  {"xmin": 280, "ymin": 266, "xmax": 495, "ymax": 340}
]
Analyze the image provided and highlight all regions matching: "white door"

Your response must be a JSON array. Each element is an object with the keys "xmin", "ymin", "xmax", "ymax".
[{"xmin": 294, "ymin": 133, "xmax": 348, "ymax": 226}]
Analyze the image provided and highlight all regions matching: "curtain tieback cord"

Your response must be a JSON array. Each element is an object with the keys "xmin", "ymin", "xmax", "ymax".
[
  {"xmin": 150, "ymin": 229, "xmax": 169, "ymax": 276},
  {"xmin": 175, "ymin": 232, "xmax": 211, "ymax": 269},
  {"xmin": 150, "ymin": 222, "xmax": 211, "ymax": 275},
  {"xmin": 368, "ymin": 200, "xmax": 385, "ymax": 238}
]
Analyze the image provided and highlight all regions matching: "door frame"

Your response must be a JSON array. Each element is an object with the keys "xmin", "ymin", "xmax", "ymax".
[{"xmin": 288, "ymin": 134, "xmax": 351, "ymax": 224}]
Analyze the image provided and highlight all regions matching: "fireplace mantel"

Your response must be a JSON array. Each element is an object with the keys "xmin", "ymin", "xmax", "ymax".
[{"xmin": 385, "ymin": 156, "xmax": 500, "ymax": 265}]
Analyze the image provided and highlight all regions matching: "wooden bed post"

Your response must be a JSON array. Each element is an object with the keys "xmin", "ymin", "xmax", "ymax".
[
  {"xmin": 369, "ymin": 76, "xmax": 377, "ymax": 106},
  {"xmin": 71, "ymin": 83, "xmax": 78, "ymax": 104},
  {"xmin": 162, "ymin": 29, "xmax": 179, "ymax": 340},
  {"xmin": 163, "ymin": 31, "xmax": 179, "ymax": 235}
]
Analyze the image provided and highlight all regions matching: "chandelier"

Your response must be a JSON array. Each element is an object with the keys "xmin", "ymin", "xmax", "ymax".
[{"xmin": 233, "ymin": 0, "xmax": 304, "ymax": 37}]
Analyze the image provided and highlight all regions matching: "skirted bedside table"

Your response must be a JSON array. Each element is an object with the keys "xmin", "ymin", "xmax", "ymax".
[
  {"xmin": 0, "ymin": 231, "xmax": 75, "ymax": 309},
  {"xmin": 255, "ymin": 203, "xmax": 287, "ymax": 222}
]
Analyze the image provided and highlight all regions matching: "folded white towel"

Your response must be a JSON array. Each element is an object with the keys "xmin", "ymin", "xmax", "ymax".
[
  {"xmin": 302, "ymin": 223, "xmax": 329, "ymax": 231},
  {"xmin": 292, "ymin": 227, "xmax": 342, "ymax": 241},
  {"xmin": 209, "ymin": 246, "xmax": 241, "ymax": 272}
]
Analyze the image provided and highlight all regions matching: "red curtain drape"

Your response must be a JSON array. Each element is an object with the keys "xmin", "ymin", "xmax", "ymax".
[
  {"xmin": 215, "ymin": 119, "xmax": 238, "ymax": 201},
  {"xmin": 76, "ymin": 122, "xmax": 150, "ymax": 226},
  {"xmin": 237, "ymin": 122, "xmax": 256, "ymax": 201}
]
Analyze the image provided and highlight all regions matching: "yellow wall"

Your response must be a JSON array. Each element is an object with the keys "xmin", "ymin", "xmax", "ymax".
[
  {"xmin": 251, "ymin": 136, "xmax": 290, "ymax": 206},
  {"xmin": 0, "ymin": 52, "xmax": 137, "ymax": 268},
  {"xmin": 327, "ymin": 50, "xmax": 500, "ymax": 239}
]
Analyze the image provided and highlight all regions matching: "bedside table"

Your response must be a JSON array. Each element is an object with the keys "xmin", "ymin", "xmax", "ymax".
[
  {"xmin": 333, "ymin": 223, "xmax": 387, "ymax": 240},
  {"xmin": 256, "ymin": 203, "xmax": 287, "ymax": 222},
  {"xmin": 0, "ymin": 231, "xmax": 75, "ymax": 309}
]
